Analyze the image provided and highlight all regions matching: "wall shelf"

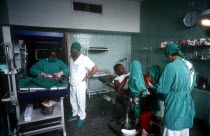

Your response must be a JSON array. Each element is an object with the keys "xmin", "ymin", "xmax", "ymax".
[
  {"xmin": 190, "ymin": 58, "xmax": 210, "ymax": 61},
  {"xmin": 160, "ymin": 38, "xmax": 210, "ymax": 48},
  {"xmin": 88, "ymin": 47, "xmax": 109, "ymax": 51},
  {"xmin": 92, "ymin": 70, "xmax": 110, "ymax": 77}
]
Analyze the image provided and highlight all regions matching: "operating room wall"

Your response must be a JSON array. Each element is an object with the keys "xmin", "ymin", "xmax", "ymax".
[
  {"xmin": 0, "ymin": 0, "xmax": 9, "ymax": 44},
  {"xmin": 69, "ymin": 32, "xmax": 131, "ymax": 92},
  {"xmin": 0, "ymin": 0, "xmax": 9, "ymax": 26},
  {"xmin": 6, "ymin": 0, "xmax": 140, "ymax": 33},
  {"xmin": 131, "ymin": 0, "xmax": 210, "ymax": 83}
]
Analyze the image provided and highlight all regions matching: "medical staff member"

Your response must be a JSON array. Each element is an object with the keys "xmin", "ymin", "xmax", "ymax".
[
  {"xmin": 68, "ymin": 42, "xmax": 98, "ymax": 128},
  {"xmin": 157, "ymin": 43, "xmax": 196, "ymax": 136},
  {"xmin": 140, "ymin": 65, "xmax": 162, "ymax": 136},
  {"xmin": 30, "ymin": 48, "xmax": 69, "ymax": 79},
  {"xmin": 30, "ymin": 48, "xmax": 69, "ymax": 115},
  {"xmin": 144, "ymin": 65, "xmax": 162, "ymax": 90}
]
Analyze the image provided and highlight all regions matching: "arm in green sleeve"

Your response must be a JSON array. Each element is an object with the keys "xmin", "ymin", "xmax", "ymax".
[
  {"xmin": 157, "ymin": 64, "xmax": 175, "ymax": 95},
  {"xmin": 30, "ymin": 60, "xmax": 43, "ymax": 76},
  {"xmin": 59, "ymin": 60, "xmax": 69, "ymax": 75}
]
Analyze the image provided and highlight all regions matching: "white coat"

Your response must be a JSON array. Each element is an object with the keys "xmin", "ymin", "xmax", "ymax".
[{"xmin": 69, "ymin": 54, "xmax": 95, "ymax": 119}]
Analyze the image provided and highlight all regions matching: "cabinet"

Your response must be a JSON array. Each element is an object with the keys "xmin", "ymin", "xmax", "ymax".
[{"xmin": 192, "ymin": 88, "xmax": 210, "ymax": 126}]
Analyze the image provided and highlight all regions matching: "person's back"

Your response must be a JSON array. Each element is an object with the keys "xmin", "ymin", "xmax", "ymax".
[
  {"xmin": 158, "ymin": 58, "xmax": 195, "ymax": 130},
  {"xmin": 163, "ymin": 58, "xmax": 194, "ymax": 93},
  {"xmin": 157, "ymin": 43, "xmax": 195, "ymax": 136}
]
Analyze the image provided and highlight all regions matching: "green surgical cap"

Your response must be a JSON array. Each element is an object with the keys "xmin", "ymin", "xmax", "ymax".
[
  {"xmin": 71, "ymin": 42, "xmax": 81, "ymax": 51},
  {"xmin": 48, "ymin": 48, "xmax": 58, "ymax": 54},
  {"xmin": 148, "ymin": 65, "xmax": 162, "ymax": 85},
  {"xmin": 164, "ymin": 43, "xmax": 184, "ymax": 57}
]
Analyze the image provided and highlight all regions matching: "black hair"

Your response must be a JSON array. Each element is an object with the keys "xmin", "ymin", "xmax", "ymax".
[
  {"xmin": 48, "ymin": 48, "xmax": 58, "ymax": 55},
  {"xmin": 113, "ymin": 64, "xmax": 123, "ymax": 73},
  {"xmin": 171, "ymin": 52, "xmax": 180, "ymax": 56},
  {"xmin": 165, "ymin": 52, "xmax": 180, "ymax": 57}
]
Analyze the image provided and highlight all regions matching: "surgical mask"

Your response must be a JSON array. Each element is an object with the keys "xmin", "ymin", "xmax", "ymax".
[
  {"xmin": 48, "ymin": 57, "xmax": 57, "ymax": 62},
  {"xmin": 148, "ymin": 82, "xmax": 156, "ymax": 89},
  {"xmin": 164, "ymin": 57, "xmax": 171, "ymax": 63},
  {"xmin": 71, "ymin": 51, "xmax": 79, "ymax": 58}
]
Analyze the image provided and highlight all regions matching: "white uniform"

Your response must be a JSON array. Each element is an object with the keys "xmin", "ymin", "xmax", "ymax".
[
  {"xmin": 112, "ymin": 73, "xmax": 129, "ymax": 90},
  {"xmin": 69, "ymin": 54, "xmax": 95, "ymax": 120},
  {"xmin": 163, "ymin": 128, "xmax": 189, "ymax": 136}
]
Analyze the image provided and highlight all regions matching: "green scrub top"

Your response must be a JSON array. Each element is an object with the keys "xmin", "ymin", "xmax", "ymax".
[
  {"xmin": 30, "ymin": 58, "xmax": 69, "ymax": 76},
  {"xmin": 129, "ymin": 60, "xmax": 147, "ymax": 96},
  {"xmin": 157, "ymin": 58, "xmax": 196, "ymax": 130},
  {"xmin": 129, "ymin": 60, "xmax": 147, "ymax": 119}
]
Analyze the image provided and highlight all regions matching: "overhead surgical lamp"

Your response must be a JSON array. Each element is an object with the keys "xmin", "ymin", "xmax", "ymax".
[
  {"xmin": 201, "ymin": 19, "xmax": 210, "ymax": 27},
  {"xmin": 198, "ymin": 8, "xmax": 210, "ymax": 36},
  {"xmin": 199, "ymin": 8, "xmax": 210, "ymax": 27}
]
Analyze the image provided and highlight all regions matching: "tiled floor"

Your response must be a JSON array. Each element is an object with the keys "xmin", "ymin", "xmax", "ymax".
[
  {"xmin": 37, "ymin": 93, "xmax": 117, "ymax": 136},
  {"xmin": 35, "ymin": 93, "xmax": 209, "ymax": 136}
]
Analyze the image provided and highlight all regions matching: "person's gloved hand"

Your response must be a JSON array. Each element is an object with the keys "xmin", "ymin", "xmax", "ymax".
[
  {"xmin": 53, "ymin": 71, "xmax": 63, "ymax": 79},
  {"xmin": 39, "ymin": 72, "xmax": 53, "ymax": 78}
]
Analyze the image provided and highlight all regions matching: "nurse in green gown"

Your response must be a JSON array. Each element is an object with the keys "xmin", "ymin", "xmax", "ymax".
[
  {"xmin": 129, "ymin": 60, "xmax": 148, "ymax": 119},
  {"xmin": 157, "ymin": 43, "xmax": 196, "ymax": 136}
]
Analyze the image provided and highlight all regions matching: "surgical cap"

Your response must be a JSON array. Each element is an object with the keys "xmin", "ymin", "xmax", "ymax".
[
  {"xmin": 164, "ymin": 43, "xmax": 184, "ymax": 57},
  {"xmin": 148, "ymin": 65, "xmax": 162, "ymax": 85},
  {"xmin": 71, "ymin": 42, "xmax": 81, "ymax": 51},
  {"xmin": 48, "ymin": 48, "xmax": 58, "ymax": 54}
]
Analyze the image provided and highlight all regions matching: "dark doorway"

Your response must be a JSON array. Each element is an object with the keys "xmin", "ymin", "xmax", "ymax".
[{"xmin": 11, "ymin": 29, "xmax": 68, "ymax": 76}]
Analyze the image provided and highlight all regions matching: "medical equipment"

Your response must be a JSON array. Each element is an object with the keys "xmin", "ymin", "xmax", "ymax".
[
  {"xmin": 98, "ymin": 75, "xmax": 137, "ymax": 134},
  {"xmin": 199, "ymin": 76, "xmax": 208, "ymax": 90},
  {"xmin": 1, "ymin": 26, "xmax": 67, "ymax": 136},
  {"xmin": 24, "ymin": 104, "xmax": 33, "ymax": 122},
  {"xmin": 16, "ymin": 76, "xmax": 68, "ymax": 136},
  {"xmin": 83, "ymin": 47, "xmax": 110, "ymax": 100},
  {"xmin": 98, "ymin": 65, "xmax": 161, "ymax": 135},
  {"xmin": 86, "ymin": 70, "xmax": 112, "ymax": 100},
  {"xmin": 139, "ymin": 47, "xmax": 152, "ymax": 73}
]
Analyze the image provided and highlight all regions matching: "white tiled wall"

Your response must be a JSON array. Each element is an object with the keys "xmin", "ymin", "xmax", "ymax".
[{"xmin": 69, "ymin": 32, "xmax": 131, "ymax": 92}]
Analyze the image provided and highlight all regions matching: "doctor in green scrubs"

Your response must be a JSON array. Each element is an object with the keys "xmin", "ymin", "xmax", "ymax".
[
  {"xmin": 157, "ymin": 43, "xmax": 196, "ymax": 136},
  {"xmin": 30, "ymin": 48, "xmax": 69, "ymax": 78}
]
